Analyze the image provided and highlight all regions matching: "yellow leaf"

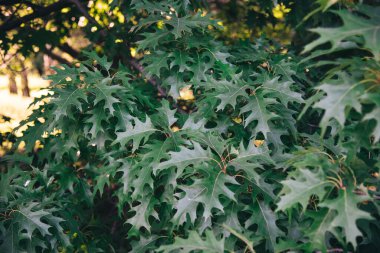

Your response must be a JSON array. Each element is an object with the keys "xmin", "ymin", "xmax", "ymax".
[
  {"xmin": 130, "ymin": 47, "xmax": 137, "ymax": 57},
  {"xmin": 61, "ymin": 7, "xmax": 70, "ymax": 13},
  {"xmin": 232, "ymin": 117, "xmax": 242, "ymax": 124},
  {"xmin": 253, "ymin": 139, "xmax": 265, "ymax": 147},
  {"xmin": 171, "ymin": 126, "xmax": 180, "ymax": 132},
  {"xmin": 78, "ymin": 16, "xmax": 88, "ymax": 27},
  {"xmin": 272, "ymin": 3, "xmax": 291, "ymax": 19},
  {"xmin": 130, "ymin": 16, "xmax": 138, "ymax": 25},
  {"xmin": 179, "ymin": 85, "xmax": 195, "ymax": 100},
  {"xmin": 157, "ymin": 20, "xmax": 165, "ymax": 29}
]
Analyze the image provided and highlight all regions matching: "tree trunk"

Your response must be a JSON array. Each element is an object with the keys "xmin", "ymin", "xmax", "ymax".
[
  {"xmin": 8, "ymin": 72, "xmax": 18, "ymax": 94},
  {"xmin": 20, "ymin": 69, "xmax": 30, "ymax": 97}
]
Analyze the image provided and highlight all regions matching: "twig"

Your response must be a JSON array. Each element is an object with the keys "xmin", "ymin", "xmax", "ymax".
[
  {"xmin": 0, "ymin": 0, "xmax": 41, "ymax": 9},
  {"xmin": 222, "ymin": 224, "xmax": 256, "ymax": 253},
  {"xmin": 44, "ymin": 48, "xmax": 72, "ymax": 66},
  {"xmin": 129, "ymin": 58, "xmax": 167, "ymax": 97},
  {"xmin": 128, "ymin": 58, "xmax": 188, "ymax": 114},
  {"xmin": 0, "ymin": 1, "xmax": 72, "ymax": 32},
  {"xmin": 57, "ymin": 43, "xmax": 80, "ymax": 59},
  {"xmin": 68, "ymin": 0, "xmax": 108, "ymax": 36}
]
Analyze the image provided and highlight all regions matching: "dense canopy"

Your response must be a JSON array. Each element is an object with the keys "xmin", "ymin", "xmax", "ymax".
[{"xmin": 0, "ymin": 0, "xmax": 379, "ymax": 252}]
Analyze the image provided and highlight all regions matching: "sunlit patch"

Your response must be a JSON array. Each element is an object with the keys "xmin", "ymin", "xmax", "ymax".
[
  {"xmin": 232, "ymin": 117, "xmax": 242, "ymax": 124},
  {"xmin": 157, "ymin": 20, "xmax": 165, "ymax": 29},
  {"xmin": 253, "ymin": 139, "xmax": 265, "ymax": 147},
  {"xmin": 61, "ymin": 8, "xmax": 70, "ymax": 13},
  {"xmin": 130, "ymin": 16, "xmax": 138, "ymax": 25},
  {"xmin": 130, "ymin": 47, "xmax": 137, "ymax": 57},
  {"xmin": 78, "ymin": 16, "xmax": 88, "ymax": 27},
  {"xmin": 272, "ymin": 3, "xmax": 291, "ymax": 19},
  {"xmin": 171, "ymin": 126, "xmax": 180, "ymax": 132},
  {"xmin": 178, "ymin": 85, "xmax": 195, "ymax": 100}
]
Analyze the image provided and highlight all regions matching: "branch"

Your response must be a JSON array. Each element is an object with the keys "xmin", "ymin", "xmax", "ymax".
[
  {"xmin": 129, "ymin": 58, "xmax": 168, "ymax": 97},
  {"xmin": 0, "ymin": 0, "xmax": 42, "ymax": 10},
  {"xmin": 0, "ymin": 1, "xmax": 72, "ymax": 32},
  {"xmin": 44, "ymin": 48, "xmax": 72, "ymax": 66},
  {"xmin": 57, "ymin": 43, "xmax": 80, "ymax": 59},
  {"xmin": 1, "ymin": 3, "xmax": 23, "ymax": 25},
  {"xmin": 128, "ymin": 58, "xmax": 188, "ymax": 114},
  {"xmin": 67, "ymin": 0, "xmax": 108, "ymax": 36},
  {"xmin": 68, "ymin": 0, "xmax": 99, "ymax": 27}
]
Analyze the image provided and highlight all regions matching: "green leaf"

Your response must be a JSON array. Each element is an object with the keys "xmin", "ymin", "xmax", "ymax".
[
  {"xmin": 303, "ymin": 208, "xmax": 337, "ymax": 252},
  {"xmin": 127, "ymin": 193, "xmax": 159, "ymax": 235},
  {"xmin": 154, "ymin": 142, "xmax": 213, "ymax": 175},
  {"xmin": 0, "ymin": 168, "xmax": 21, "ymax": 203},
  {"xmin": 319, "ymin": 186, "xmax": 372, "ymax": 247},
  {"xmin": 229, "ymin": 142, "xmax": 275, "ymax": 200},
  {"xmin": 260, "ymin": 77, "xmax": 304, "ymax": 105},
  {"xmin": 362, "ymin": 93, "xmax": 380, "ymax": 142},
  {"xmin": 137, "ymin": 29, "xmax": 171, "ymax": 51},
  {"xmin": 47, "ymin": 65, "xmax": 80, "ymax": 84},
  {"xmin": 83, "ymin": 51, "xmax": 113, "ymax": 71},
  {"xmin": 165, "ymin": 13, "xmax": 212, "ymax": 39},
  {"xmin": 155, "ymin": 100, "xmax": 178, "ymax": 130},
  {"xmin": 7, "ymin": 202, "xmax": 69, "ymax": 250},
  {"xmin": 178, "ymin": 165, "xmax": 237, "ymax": 220},
  {"xmin": 142, "ymin": 51, "xmax": 170, "ymax": 78},
  {"xmin": 113, "ymin": 116, "xmax": 157, "ymax": 152},
  {"xmin": 363, "ymin": 107, "xmax": 380, "ymax": 142},
  {"xmin": 245, "ymin": 199, "xmax": 284, "ymax": 252},
  {"xmin": 313, "ymin": 73, "xmax": 364, "ymax": 130},
  {"xmin": 303, "ymin": 6, "xmax": 380, "ymax": 60},
  {"xmin": 93, "ymin": 157, "xmax": 120, "ymax": 196},
  {"xmin": 131, "ymin": 235, "xmax": 163, "ymax": 253},
  {"xmin": 229, "ymin": 142, "xmax": 273, "ymax": 170},
  {"xmin": 51, "ymin": 86, "xmax": 87, "ymax": 121},
  {"xmin": 90, "ymin": 77, "xmax": 122, "ymax": 115},
  {"xmin": 277, "ymin": 168, "xmax": 331, "ymax": 211},
  {"xmin": 172, "ymin": 187, "xmax": 200, "ymax": 225},
  {"xmin": 158, "ymin": 230, "xmax": 224, "ymax": 253},
  {"xmin": 241, "ymin": 90, "xmax": 279, "ymax": 136},
  {"xmin": 216, "ymin": 81, "xmax": 248, "ymax": 111},
  {"xmin": 14, "ymin": 203, "xmax": 52, "ymax": 239},
  {"xmin": 85, "ymin": 106, "xmax": 108, "ymax": 137},
  {"xmin": 169, "ymin": 50, "xmax": 194, "ymax": 72}
]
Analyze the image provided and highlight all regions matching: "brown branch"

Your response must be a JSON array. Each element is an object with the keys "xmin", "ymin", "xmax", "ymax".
[
  {"xmin": 0, "ymin": 1, "xmax": 72, "ymax": 32},
  {"xmin": 128, "ymin": 58, "xmax": 188, "ymax": 114},
  {"xmin": 67, "ymin": 0, "xmax": 108, "ymax": 36},
  {"xmin": 1, "ymin": 3, "xmax": 23, "ymax": 24},
  {"xmin": 57, "ymin": 43, "xmax": 80, "ymax": 59},
  {"xmin": 0, "ymin": 0, "xmax": 42, "ymax": 10},
  {"xmin": 129, "ymin": 58, "xmax": 168, "ymax": 97},
  {"xmin": 68, "ymin": 0, "xmax": 99, "ymax": 27},
  {"xmin": 44, "ymin": 48, "xmax": 72, "ymax": 66}
]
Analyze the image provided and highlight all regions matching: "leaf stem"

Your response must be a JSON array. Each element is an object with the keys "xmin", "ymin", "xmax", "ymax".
[{"xmin": 222, "ymin": 224, "xmax": 256, "ymax": 253}]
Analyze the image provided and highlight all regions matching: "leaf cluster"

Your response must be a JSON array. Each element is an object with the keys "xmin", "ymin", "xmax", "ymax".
[{"xmin": 1, "ymin": 1, "xmax": 380, "ymax": 252}]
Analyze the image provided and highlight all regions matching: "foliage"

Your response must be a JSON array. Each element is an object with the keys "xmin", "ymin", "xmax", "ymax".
[{"xmin": 1, "ymin": 0, "xmax": 380, "ymax": 252}]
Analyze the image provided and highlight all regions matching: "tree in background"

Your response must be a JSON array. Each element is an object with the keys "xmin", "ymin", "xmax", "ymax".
[{"xmin": 1, "ymin": 49, "xmax": 30, "ymax": 96}]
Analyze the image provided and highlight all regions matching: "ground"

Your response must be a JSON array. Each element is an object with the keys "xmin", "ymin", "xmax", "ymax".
[{"xmin": 0, "ymin": 75, "xmax": 49, "ymax": 133}]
